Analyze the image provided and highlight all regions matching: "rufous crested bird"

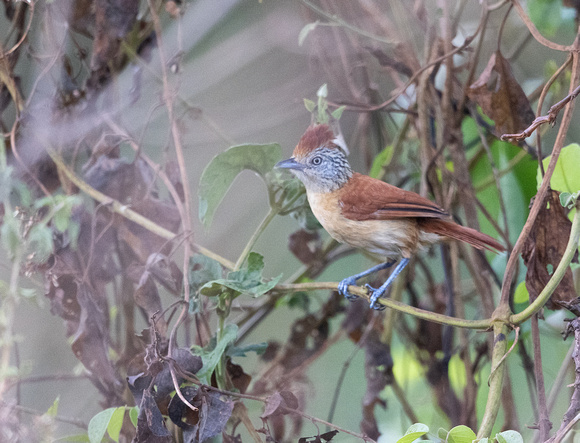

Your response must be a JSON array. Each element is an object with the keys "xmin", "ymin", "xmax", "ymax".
[{"xmin": 276, "ymin": 124, "xmax": 505, "ymax": 310}]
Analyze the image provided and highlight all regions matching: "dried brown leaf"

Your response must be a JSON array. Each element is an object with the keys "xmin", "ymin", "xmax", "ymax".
[
  {"xmin": 227, "ymin": 359, "xmax": 251, "ymax": 394},
  {"xmin": 288, "ymin": 229, "xmax": 322, "ymax": 265},
  {"xmin": 468, "ymin": 51, "xmax": 535, "ymax": 138},
  {"xmin": 261, "ymin": 391, "xmax": 299, "ymax": 419},
  {"xmin": 522, "ymin": 190, "xmax": 579, "ymax": 311}
]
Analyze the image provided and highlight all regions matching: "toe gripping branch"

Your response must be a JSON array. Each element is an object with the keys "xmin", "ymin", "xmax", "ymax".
[{"xmin": 337, "ymin": 258, "xmax": 410, "ymax": 310}]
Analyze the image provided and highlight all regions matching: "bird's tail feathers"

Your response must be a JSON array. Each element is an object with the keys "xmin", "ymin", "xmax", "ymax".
[{"xmin": 419, "ymin": 219, "xmax": 505, "ymax": 252}]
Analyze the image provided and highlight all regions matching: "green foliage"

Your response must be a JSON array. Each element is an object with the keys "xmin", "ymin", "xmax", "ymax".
[
  {"xmin": 200, "ymin": 252, "xmax": 281, "ymax": 308},
  {"xmin": 88, "ymin": 408, "xmax": 118, "ymax": 443},
  {"xmin": 446, "ymin": 425, "xmax": 476, "ymax": 442},
  {"xmin": 0, "ymin": 211, "xmax": 21, "ymax": 258},
  {"xmin": 369, "ymin": 145, "xmax": 394, "ymax": 178},
  {"xmin": 396, "ymin": 423, "xmax": 524, "ymax": 443},
  {"xmin": 527, "ymin": 0, "xmax": 575, "ymax": 37},
  {"xmin": 396, "ymin": 423, "xmax": 429, "ymax": 443},
  {"xmin": 538, "ymin": 143, "xmax": 580, "ymax": 193},
  {"xmin": 129, "ymin": 407, "xmax": 139, "ymax": 428},
  {"xmin": 194, "ymin": 323, "xmax": 238, "ymax": 384},
  {"xmin": 54, "ymin": 435, "xmax": 91, "ymax": 442},
  {"xmin": 495, "ymin": 430, "xmax": 524, "ymax": 443},
  {"xmin": 302, "ymin": 84, "xmax": 345, "ymax": 125},
  {"xmin": 227, "ymin": 341, "xmax": 268, "ymax": 357},
  {"xmin": 188, "ymin": 254, "xmax": 223, "ymax": 312},
  {"xmin": 514, "ymin": 281, "xmax": 530, "ymax": 304},
  {"xmin": 560, "ymin": 191, "xmax": 579, "ymax": 209},
  {"xmin": 86, "ymin": 407, "xmax": 134, "ymax": 443},
  {"xmin": 198, "ymin": 143, "xmax": 282, "ymax": 229}
]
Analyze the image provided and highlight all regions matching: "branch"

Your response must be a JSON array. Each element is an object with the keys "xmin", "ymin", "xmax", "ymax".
[
  {"xmin": 548, "ymin": 319, "xmax": 580, "ymax": 443},
  {"xmin": 275, "ymin": 282, "xmax": 491, "ymax": 330},
  {"xmin": 476, "ymin": 319, "xmax": 511, "ymax": 439},
  {"xmin": 502, "ymin": 82, "xmax": 580, "ymax": 142}
]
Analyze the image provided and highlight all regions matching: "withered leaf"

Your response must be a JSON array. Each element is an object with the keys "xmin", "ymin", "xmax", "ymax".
[
  {"xmin": 288, "ymin": 229, "xmax": 322, "ymax": 265},
  {"xmin": 168, "ymin": 386, "xmax": 198, "ymax": 430},
  {"xmin": 298, "ymin": 430, "xmax": 339, "ymax": 443},
  {"xmin": 133, "ymin": 272, "xmax": 167, "ymax": 336},
  {"xmin": 522, "ymin": 190, "xmax": 579, "ymax": 311},
  {"xmin": 133, "ymin": 389, "xmax": 172, "ymax": 443},
  {"xmin": 468, "ymin": 50, "xmax": 535, "ymax": 139},
  {"xmin": 180, "ymin": 388, "xmax": 234, "ymax": 443},
  {"xmin": 261, "ymin": 391, "xmax": 299, "ymax": 419},
  {"xmin": 227, "ymin": 359, "xmax": 251, "ymax": 394},
  {"xmin": 88, "ymin": 0, "xmax": 139, "ymax": 89}
]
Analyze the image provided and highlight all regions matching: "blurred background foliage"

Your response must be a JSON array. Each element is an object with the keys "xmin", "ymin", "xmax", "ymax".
[{"xmin": 0, "ymin": 0, "xmax": 580, "ymax": 442}]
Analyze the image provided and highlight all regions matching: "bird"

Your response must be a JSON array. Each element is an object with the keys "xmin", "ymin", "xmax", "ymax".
[{"xmin": 276, "ymin": 124, "xmax": 505, "ymax": 310}]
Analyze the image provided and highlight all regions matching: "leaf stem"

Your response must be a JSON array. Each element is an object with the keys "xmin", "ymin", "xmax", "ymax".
[{"xmin": 234, "ymin": 206, "xmax": 278, "ymax": 271}]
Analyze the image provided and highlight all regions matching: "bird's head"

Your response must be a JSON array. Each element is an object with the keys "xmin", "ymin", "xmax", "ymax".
[{"xmin": 276, "ymin": 124, "xmax": 352, "ymax": 193}]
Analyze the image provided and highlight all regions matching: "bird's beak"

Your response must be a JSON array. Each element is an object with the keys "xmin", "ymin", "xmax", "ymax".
[{"xmin": 276, "ymin": 157, "xmax": 304, "ymax": 170}]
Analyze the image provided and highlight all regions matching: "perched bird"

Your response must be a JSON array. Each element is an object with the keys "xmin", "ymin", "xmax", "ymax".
[{"xmin": 277, "ymin": 124, "xmax": 504, "ymax": 310}]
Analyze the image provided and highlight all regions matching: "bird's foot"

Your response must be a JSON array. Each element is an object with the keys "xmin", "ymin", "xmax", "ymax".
[
  {"xmin": 338, "ymin": 276, "xmax": 359, "ymax": 301},
  {"xmin": 365, "ymin": 284, "xmax": 387, "ymax": 311}
]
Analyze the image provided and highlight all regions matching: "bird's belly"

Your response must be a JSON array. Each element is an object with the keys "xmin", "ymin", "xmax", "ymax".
[{"xmin": 307, "ymin": 191, "xmax": 436, "ymax": 258}]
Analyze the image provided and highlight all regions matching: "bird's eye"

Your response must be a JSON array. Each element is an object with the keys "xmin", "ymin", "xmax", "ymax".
[{"xmin": 311, "ymin": 156, "xmax": 322, "ymax": 165}]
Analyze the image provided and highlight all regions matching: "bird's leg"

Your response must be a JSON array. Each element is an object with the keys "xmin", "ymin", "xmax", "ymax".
[
  {"xmin": 338, "ymin": 261, "xmax": 395, "ymax": 301},
  {"xmin": 366, "ymin": 258, "xmax": 410, "ymax": 310}
]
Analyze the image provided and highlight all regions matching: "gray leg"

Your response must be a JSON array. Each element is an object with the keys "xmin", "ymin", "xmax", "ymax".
[
  {"xmin": 338, "ymin": 261, "xmax": 395, "ymax": 301},
  {"xmin": 367, "ymin": 258, "xmax": 410, "ymax": 310}
]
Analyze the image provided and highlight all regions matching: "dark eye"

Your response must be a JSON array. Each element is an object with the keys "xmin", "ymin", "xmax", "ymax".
[{"xmin": 311, "ymin": 156, "xmax": 322, "ymax": 165}]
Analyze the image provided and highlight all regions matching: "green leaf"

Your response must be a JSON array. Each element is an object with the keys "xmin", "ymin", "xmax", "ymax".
[
  {"xmin": 304, "ymin": 98, "xmax": 316, "ymax": 113},
  {"xmin": 396, "ymin": 423, "xmax": 429, "ymax": 443},
  {"xmin": 447, "ymin": 425, "xmax": 476, "ymax": 443},
  {"xmin": 198, "ymin": 143, "xmax": 282, "ymax": 229},
  {"xmin": 189, "ymin": 254, "xmax": 223, "ymax": 293},
  {"xmin": 514, "ymin": 281, "xmax": 530, "ymax": 304},
  {"xmin": 46, "ymin": 396, "xmax": 60, "ymax": 417},
  {"xmin": 437, "ymin": 428, "xmax": 449, "ymax": 440},
  {"xmin": 331, "ymin": 105, "xmax": 346, "ymax": 120},
  {"xmin": 88, "ymin": 408, "xmax": 116, "ymax": 443},
  {"xmin": 369, "ymin": 145, "xmax": 394, "ymax": 178},
  {"xmin": 53, "ymin": 434, "xmax": 91, "ymax": 442},
  {"xmin": 495, "ymin": 430, "xmax": 523, "ymax": 443},
  {"xmin": 195, "ymin": 324, "xmax": 238, "ymax": 383},
  {"xmin": 54, "ymin": 205, "xmax": 71, "ymax": 232},
  {"xmin": 1, "ymin": 212, "xmax": 20, "ymax": 257},
  {"xmin": 27, "ymin": 224, "xmax": 54, "ymax": 262},
  {"xmin": 528, "ymin": 0, "xmax": 573, "ymax": 37},
  {"xmin": 200, "ymin": 252, "xmax": 281, "ymax": 299},
  {"xmin": 227, "ymin": 342, "xmax": 268, "ymax": 357},
  {"xmin": 129, "ymin": 406, "xmax": 139, "ymax": 428},
  {"xmin": 107, "ymin": 408, "xmax": 125, "ymax": 442},
  {"xmin": 538, "ymin": 143, "xmax": 580, "ymax": 193},
  {"xmin": 298, "ymin": 21, "xmax": 318, "ymax": 46},
  {"xmin": 560, "ymin": 191, "xmax": 579, "ymax": 209}
]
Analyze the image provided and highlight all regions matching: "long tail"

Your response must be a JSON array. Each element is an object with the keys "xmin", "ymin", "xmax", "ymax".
[{"xmin": 419, "ymin": 219, "xmax": 505, "ymax": 253}]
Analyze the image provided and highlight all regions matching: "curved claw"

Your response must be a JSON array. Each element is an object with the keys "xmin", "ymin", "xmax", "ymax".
[
  {"xmin": 338, "ymin": 277, "xmax": 358, "ymax": 301},
  {"xmin": 368, "ymin": 286, "xmax": 387, "ymax": 311}
]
